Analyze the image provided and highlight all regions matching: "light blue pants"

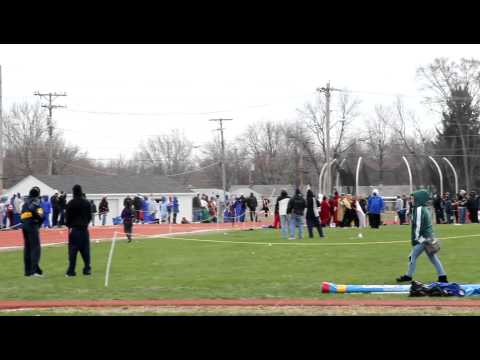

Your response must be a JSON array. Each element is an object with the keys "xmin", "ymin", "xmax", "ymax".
[
  {"xmin": 289, "ymin": 214, "xmax": 304, "ymax": 239},
  {"xmin": 280, "ymin": 215, "xmax": 289, "ymax": 238},
  {"xmin": 406, "ymin": 243, "xmax": 446, "ymax": 277},
  {"xmin": 101, "ymin": 213, "xmax": 107, "ymax": 226}
]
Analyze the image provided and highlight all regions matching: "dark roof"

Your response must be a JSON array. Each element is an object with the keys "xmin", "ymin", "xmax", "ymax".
[
  {"xmin": 230, "ymin": 184, "xmax": 296, "ymax": 197},
  {"xmin": 34, "ymin": 175, "xmax": 194, "ymax": 194}
]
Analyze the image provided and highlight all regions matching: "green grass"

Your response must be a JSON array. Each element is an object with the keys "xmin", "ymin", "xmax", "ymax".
[{"xmin": 1, "ymin": 224, "xmax": 480, "ymax": 301}]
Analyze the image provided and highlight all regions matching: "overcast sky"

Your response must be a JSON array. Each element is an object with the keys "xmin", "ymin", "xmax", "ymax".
[{"xmin": 2, "ymin": 44, "xmax": 480, "ymax": 160}]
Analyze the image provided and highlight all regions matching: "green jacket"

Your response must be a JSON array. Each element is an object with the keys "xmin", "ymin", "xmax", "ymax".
[{"xmin": 410, "ymin": 190, "xmax": 434, "ymax": 245}]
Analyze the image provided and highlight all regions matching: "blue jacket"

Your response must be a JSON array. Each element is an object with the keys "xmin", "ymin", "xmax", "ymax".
[
  {"xmin": 41, "ymin": 199, "xmax": 52, "ymax": 214},
  {"xmin": 367, "ymin": 195, "xmax": 384, "ymax": 214},
  {"xmin": 172, "ymin": 197, "xmax": 179, "ymax": 213}
]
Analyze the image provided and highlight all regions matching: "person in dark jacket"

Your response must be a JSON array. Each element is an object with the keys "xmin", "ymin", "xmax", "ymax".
[
  {"xmin": 246, "ymin": 193, "xmax": 258, "ymax": 222},
  {"xmin": 433, "ymin": 193, "xmax": 445, "ymax": 224},
  {"xmin": 21, "ymin": 186, "xmax": 45, "ymax": 277},
  {"xmin": 467, "ymin": 191, "xmax": 478, "ymax": 223},
  {"xmin": 65, "ymin": 184, "xmax": 93, "ymax": 277},
  {"xmin": 192, "ymin": 194, "xmax": 201, "ymax": 222},
  {"xmin": 305, "ymin": 189, "xmax": 324, "ymax": 238},
  {"xmin": 51, "ymin": 190, "xmax": 60, "ymax": 227},
  {"xmin": 90, "ymin": 200, "xmax": 97, "ymax": 226},
  {"xmin": 58, "ymin": 191, "xmax": 67, "ymax": 227},
  {"xmin": 98, "ymin": 196, "xmax": 109, "ymax": 226},
  {"xmin": 121, "ymin": 201, "xmax": 135, "ymax": 242},
  {"xmin": 287, "ymin": 188, "xmax": 306, "ymax": 240},
  {"xmin": 133, "ymin": 194, "xmax": 143, "ymax": 223}
]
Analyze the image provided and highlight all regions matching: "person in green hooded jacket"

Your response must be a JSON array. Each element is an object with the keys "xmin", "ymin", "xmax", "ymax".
[{"xmin": 396, "ymin": 189, "xmax": 448, "ymax": 283}]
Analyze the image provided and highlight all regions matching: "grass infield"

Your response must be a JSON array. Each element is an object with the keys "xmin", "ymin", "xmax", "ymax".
[{"xmin": 0, "ymin": 223, "xmax": 479, "ymax": 302}]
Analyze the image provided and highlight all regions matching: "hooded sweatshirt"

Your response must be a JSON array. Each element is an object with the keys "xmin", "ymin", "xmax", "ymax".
[
  {"xmin": 410, "ymin": 190, "xmax": 434, "ymax": 245},
  {"xmin": 276, "ymin": 191, "xmax": 290, "ymax": 216},
  {"xmin": 65, "ymin": 185, "xmax": 92, "ymax": 229}
]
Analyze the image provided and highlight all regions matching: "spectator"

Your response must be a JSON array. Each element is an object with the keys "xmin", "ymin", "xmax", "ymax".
[
  {"xmin": 65, "ymin": 184, "xmax": 92, "ymax": 277},
  {"xmin": 320, "ymin": 195, "xmax": 331, "ymax": 227},
  {"xmin": 433, "ymin": 193, "xmax": 445, "ymax": 224},
  {"xmin": 367, "ymin": 189, "xmax": 384, "ymax": 229},
  {"xmin": 305, "ymin": 188, "xmax": 324, "ymax": 238},
  {"xmin": 401, "ymin": 194, "xmax": 409, "ymax": 225},
  {"xmin": 40, "ymin": 195, "xmax": 52, "ymax": 228},
  {"xmin": 192, "ymin": 194, "xmax": 201, "ymax": 222},
  {"xmin": 276, "ymin": 190, "xmax": 290, "ymax": 238},
  {"xmin": 51, "ymin": 190, "xmax": 60, "ymax": 227},
  {"xmin": 167, "ymin": 196, "xmax": 173, "ymax": 224},
  {"xmin": 337, "ymin": 194, "xmax": 346, "ymax": 227},
  {"xmin": 395, "ymin": 195, "xmax": 404, "ymax": 224},
  {"xmin": 98, "ymin": 196, "xmax": 109, "ymax": 226},
  {"xmin": 287, "ymin": 188, "xmax": 306, "ymax": 240},
  {"xmin": 332, "ymin": 192, "xmax": 340, "ymax": 227},
  {"xmin": 457, "ymin": 190, "xmax": 467, "ymax": 224},
  {"xmin": 0, "ymin": 197, "xmax": 6, "ymax": 229},
  {"xmin": 208, "ymin": 196, "xmax": 217, "ymax": 223},
  {"xmin": 90, "ymin": 200, "xmax": 97, "ymax": 226},
  {"xmin": 133, "ymin": 194, "xmax": 143, "ymax": 223},
  {"xmin": 6, "ymin": 198, "xmax": 14, "ymax": 228},
  {"xmin": 121, "ymin": 200, "xmax": 135, "ymax": 242},
  {"xmin": 142, "ymin": 196, "xmax": 151, "ymax": 224},
  {"xmin": 14, "ymin": 193, "xmax": 24, "ymax": 228},
  {"xmin": 355, "ymin": 195, "xmax": 367, "ymax": 228},
  {"xmin": 160, "ymin": 196, "xmax": 169, "ymax": 223},
  {"xmin": 172, "ymin": 196, "xmax": 179, "ymax": 224},
  {"xmin": 467, "ymin": 191, "xmax": 478, "ymax": 223},
  {"xmin": 443, "ymin": 193, "xmax": 453, "ymax": 224},
  {"xmin": 261, "ymin": 197, "xmax": 270, "ymax": 218},
  {"xmin": 58, "ymin": 191, "xmax": 67, "ymax": 227},
  {"xmin": 350, "ymin": 195, "xmax": 360, "ymax": 228},
  {"xmin": 246, "ymin": 192, "xmax": 258, "ymax": 222}
]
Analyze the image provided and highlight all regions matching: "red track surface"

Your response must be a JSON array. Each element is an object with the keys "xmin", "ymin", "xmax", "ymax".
[
  {"xmin": 0, "ymin": 299, "xmax": 480, "ymax": 310},
  {"xmin": 0, "ymin": 221, "xmax": 268, "ymax": 249}
]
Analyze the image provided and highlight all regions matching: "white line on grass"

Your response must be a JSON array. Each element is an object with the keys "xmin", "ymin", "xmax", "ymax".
[
  {"xmin": 158, "ymin": 232, "xmax": 480, "ymax": 247},
  {"xmin": 104, "ymin": 231, "xmax": 118, "ymax": 287}
]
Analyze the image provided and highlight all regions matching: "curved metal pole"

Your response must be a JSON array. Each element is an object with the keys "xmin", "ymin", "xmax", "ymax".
[
  {"xmin": 442, "ymin": 157, "xmax": 458, "ymax": 195},
  {"xmin": 402, "ymin": 156, "xmax": 413, "ymax": 195},
  {"xmin": 355, "ymin": 157, "xmax": 362, "ymax": 196},
  {"xmin": 335, "ymin": 158, "xmax": 346, "ymax": 192},
  {"xmin": 428, "ymin": 156, "xmax": 443, "ymax": 196},
  {"xmin": 318, "ymin": 162, "xmax": 329, "ymax": 195},
  {"xmin": 323, "ymin": 159, "xmax": 337, "ymax": 195}
]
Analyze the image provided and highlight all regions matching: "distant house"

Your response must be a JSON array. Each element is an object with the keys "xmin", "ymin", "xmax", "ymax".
[{"xmin": 4, "ymin": 175, "xmax": 195, "ymax": 224}]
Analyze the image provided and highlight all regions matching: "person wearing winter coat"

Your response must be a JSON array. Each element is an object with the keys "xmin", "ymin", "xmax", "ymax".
[
  {"xmin": 58, "ymin": 191, "xmax": 67, "ymax": 226},
  {"xmin": 367, "ymin": 189, "xmax": 384, "ymax": 229},
  {"xmin": 65, "ymin": 184, "xmax": 92, "ymax": 277},
  {"xmin": 433, "ymin": 193, "xmax": 445, "ymax": 224},
  {"xmin": 354, "ymin": 195, "xmax": 367, "ymax": 228},
  {"xmin": 90, "ymin": 200, "xmax": 97, "ymax": 226},
  {"xmin": 443, "ymin": 193, "xmax": 453, "ymax": 224},
  {"xmin": 21, "ymin": 187, "xmax": 44, "ymax": 276},
  {"xmin": 160, "ymin": 196, "xmax": 169, "ymax": 223},
  {"xmin": 246, "ymin": 193, "xmax": 258, "ymax": 222},
  {"xmin": 320, "ymin": 196, "xmax": 331, "ymax": 226},
  {"xmin": 276, "ymin": 190, "xmax": 290, "ymax": 238},
  {"xmin": 172, "ymin": 196, "xmax": 179, "ymax": 224},
  {"xmin": 13, "ymin": 193, "xmax": 24, "ymax": 227},
  {"xmin": 98, "ymin": 196, "xmax": 109, "ymax": 226},
  {"xmin": 238, "ymin": 194, "xmax": 247, "ymax": 222},
  {"xmin": 133, "ymin": 194, "xmax": 144, "ymax": 223},
  {"xmin": 50, "ymin": 191, "xmax": 60, "ymax": 227},
  {"xmin": 287, "ymin": 188, "xmax": 306, "ymax": 240},
  {"xmin": 305, "ymin": 189, "xmax": 324, "ymax": 238},
  {"xmin": 40, "ymin": 195, "xmax": 52, "ymax": 228},
  {"xmin": 121, "ymin": 201, "xmax": 135, "ymax": 242},
  {"xmin": 166, "ymin": 196, "xmax": 173, "ymax": 224},
  {"xmin": 396, "ymin": 190, "xmax": 448, "ymax": 284}
]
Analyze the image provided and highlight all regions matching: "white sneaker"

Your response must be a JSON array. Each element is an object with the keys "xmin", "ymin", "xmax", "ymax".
[{"xmin": 288, "ymin": 237, "xmax": 295, "ymax": 240}]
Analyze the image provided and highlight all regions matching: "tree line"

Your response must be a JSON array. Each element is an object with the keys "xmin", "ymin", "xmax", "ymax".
[{"xmin": 3, "ymin": 58, "xmax": 480, "ymax": 193}]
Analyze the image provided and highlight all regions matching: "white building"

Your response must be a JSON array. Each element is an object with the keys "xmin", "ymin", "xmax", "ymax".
[{"xmin": 4, "ymin": 175, "xmax": 196, "ymax": 224}]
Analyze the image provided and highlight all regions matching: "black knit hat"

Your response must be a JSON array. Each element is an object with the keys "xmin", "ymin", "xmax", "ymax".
[
  {"xmin": 29, "ymin": 186, "xmax": 40, "ymax": 198},
  {"xmin": 72, "ymin": 184, "xmax": 83, "ymax": 197}
]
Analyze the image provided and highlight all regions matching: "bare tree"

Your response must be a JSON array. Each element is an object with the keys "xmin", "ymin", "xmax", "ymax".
[
  {"xmin": 134, "ymin": 129, "xmax": 194, "ymax": 176},
  {"xmin": 365, "ymin": 105, "xmax": 392, "ymax": 183}
]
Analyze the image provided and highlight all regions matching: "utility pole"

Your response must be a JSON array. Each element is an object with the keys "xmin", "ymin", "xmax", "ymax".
[
  {"xmin": 33, "ymin": 91, "xmax": 67, "ymax": 175},
  {"xmin": 0, "ymin": 65, "xmax": 3, "ymax": 192},
  {"xmin": 209, "ymin": 118, "xmax": 232, "ymax": 222},
  {"xmin": 317, "ymin": 82, "xmax": 340, "ymax": 195}
]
